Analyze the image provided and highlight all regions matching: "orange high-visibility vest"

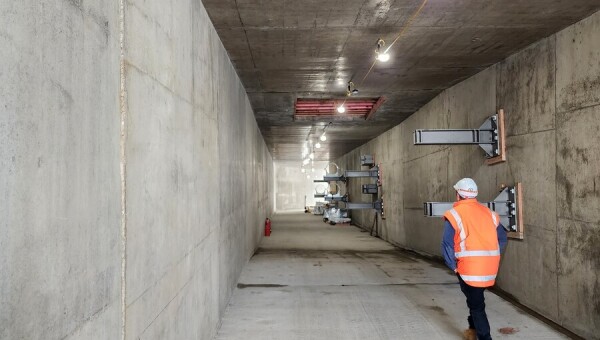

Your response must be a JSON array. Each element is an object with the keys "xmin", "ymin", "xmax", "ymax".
[{"xmin": 443, "ymin": 198, "xmax": 501, "ymax": 287}]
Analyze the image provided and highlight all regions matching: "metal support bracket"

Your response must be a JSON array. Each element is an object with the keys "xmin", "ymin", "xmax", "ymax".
[
  {"xmin": 361, "ymin": 155, "xmax": 375, "ymax": 166},
  {"xmin": 317, "ymin": 164, "xmax": 380, "ymax": 183},
  {"xmin": 320, "ymin": 194, "xmax": 348, "ymax": 202},
  {"xmin": 345, "ymin": 165, "xmax": 380, "ymax": 179},
  {"xmin": 346, "ymin": 199, "xmax": 384, "ymax": 213},
  {"xmin": 423, "ymin": 183, "xmax": 524, "ymax": 239},
  {"xmin": 413, "ymin": 109, "xmax": 507, "ymax": 165},
  {"xmin": 362, "ymin": 184, "xmax": 378, "ymax": 194},
  {"xmin": 314, "ymin": 156, "xmax": 384, "ymax": 218},
  {"xmin": 323, "ymin": 174, "xmax": 346, "ymax": 182}
]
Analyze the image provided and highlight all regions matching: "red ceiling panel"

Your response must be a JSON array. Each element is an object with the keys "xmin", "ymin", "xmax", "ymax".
[{"xmin": 294, "ymin": 97, "xmax": 386, "ymax": 120}]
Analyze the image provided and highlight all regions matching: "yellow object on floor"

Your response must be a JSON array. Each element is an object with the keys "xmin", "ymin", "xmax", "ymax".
[{"xmin": 463, "ymin": 329, "xmax": 476, "ymax": 340}]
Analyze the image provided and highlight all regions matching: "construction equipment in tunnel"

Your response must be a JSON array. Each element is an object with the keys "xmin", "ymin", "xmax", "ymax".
[
  {"xmin": 413, "ymin": 109, "xmax": 507, "ymax": 165},
  {"xmin": 314, "ymin": 155, "xmax": 385, "ymax": 223},
  {"xmin": 423, "ymin": 183, "xmax": 524, "ymax": 239}
]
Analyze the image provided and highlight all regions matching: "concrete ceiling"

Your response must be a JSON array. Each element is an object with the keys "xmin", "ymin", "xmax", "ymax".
[{"xmin": 202, "ymin": 0, "xmax": 600, "ymax": 161}]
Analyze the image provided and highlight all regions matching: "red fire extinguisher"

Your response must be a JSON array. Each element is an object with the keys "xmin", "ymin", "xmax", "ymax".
[{"xmin": 264, "ymin": 218, "xmax": 271, "ymax": 237}]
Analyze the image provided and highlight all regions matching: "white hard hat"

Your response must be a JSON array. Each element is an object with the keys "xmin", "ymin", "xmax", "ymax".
[{"xmin": 454, "ymin": 178, "xmax": 478, "ymax": 198}]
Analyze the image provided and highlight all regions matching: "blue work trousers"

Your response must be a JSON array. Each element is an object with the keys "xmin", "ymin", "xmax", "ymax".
[{"xmin": 458, "ymin": 274, "xmax": 492, "ymax": 340}]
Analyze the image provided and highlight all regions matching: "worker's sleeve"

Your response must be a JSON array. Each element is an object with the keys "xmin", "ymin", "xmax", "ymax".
[
  {"xmin": 441, "ymin": 220, "xmax": 457, "ymax": 272},
  {"xmin": 497, "ymin": 223, "xmax": 508, "ymax": 253}
]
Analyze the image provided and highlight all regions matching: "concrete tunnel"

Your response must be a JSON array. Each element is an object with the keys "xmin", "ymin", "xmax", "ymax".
[{"xmin": 1, "ymin": 0, "xmax": 599, "ymax": 339}]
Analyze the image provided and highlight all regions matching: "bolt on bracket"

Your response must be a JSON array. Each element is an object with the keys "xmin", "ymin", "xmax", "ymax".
[
  {"xmin": 423, "ymin": 183, "xmax": 524, "ymax": 239},
  {"xmin": 413, "ymin": 109, "xmax": 507, "ymax": 165}
]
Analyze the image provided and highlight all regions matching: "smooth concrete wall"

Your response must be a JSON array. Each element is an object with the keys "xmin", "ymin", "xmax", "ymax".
[
  {"xmin": 1, "ymin": 1, "xmax": 273, "ymax": 339},
  {"xmin": 274, "ymin": 161, "xmax": 328, "ymax": 211},
  {"xmin": 123, "ymin": 1, "xmax": 273, "ymax": 338},
  {"xmin": 337, "ymin": 11, "xmax": 600, "ymax": 339},
  {"xmin": 0, "ymin": 1, "xmax": 122, "ymax": 339}
]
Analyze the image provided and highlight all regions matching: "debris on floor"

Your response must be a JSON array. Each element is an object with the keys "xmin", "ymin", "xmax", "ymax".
[{"xmin": 499, "ymin": 327, "xmax": 519, "ymax": 334}]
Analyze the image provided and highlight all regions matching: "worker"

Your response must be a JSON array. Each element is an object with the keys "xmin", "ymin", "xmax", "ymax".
[{"xmin": 441, "ymin": 178, "xmax": 508, "ymax": 340}]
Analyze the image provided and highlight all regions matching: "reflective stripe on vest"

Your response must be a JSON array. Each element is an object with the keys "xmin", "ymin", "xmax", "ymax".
[
  {"xmin": 491, "ymin": 212, "xmax": 498, "ymax": 226},
  {"xmin": 448, "ymin": 208, "xmax": 466, "ymax": 252},
  {"xmin": 460, "ymin": 274, "xmax": 497, "ymax": 282},
  {"xmin": 455, "ymin": 249, "xmax": 501, "ymax": 258}
]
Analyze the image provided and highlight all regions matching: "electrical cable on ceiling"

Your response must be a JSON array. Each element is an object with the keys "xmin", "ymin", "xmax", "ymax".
[
  {"xmin": 383, "ymin": 0, "xmax": 429, "ymax": 54},
  {"xmin": 339, "ymin": 0, "xmax": 429, "ymax": 109}
]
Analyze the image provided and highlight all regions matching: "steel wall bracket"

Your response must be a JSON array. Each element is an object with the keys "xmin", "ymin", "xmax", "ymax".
[
  {"xmin": 314, "ymin": 194, "xmax": 349, "ymax": 202},
  {"xmin": 362, "ymin": 184, "xmax": 378, "ymax": 194},
  {"xmin": 314, "ymin": 156, "xmax": 384, "ymax": 219},
  {"xmin": 316, "ymin": 164, "xmax": 380, "ymax": 183},
  {"xmin": 423, "ymin": 183, "xmax": 524, "ymax": 239},
  {"xmin": 361, "ymin": 155, "xmax": 375, "ymax": 166},
  {"xmin": 345, "ymin": 165, "xmax": 380, "ymax": 179},
  {"xmin": 346, "ymin": 199, "xmax": 383, "ymax": 213},
  {"xmin": 323, "ymin": 174, "xmax": 346, "ymax": 182},
  {"xmin": 413, "ymin": 109, "xmax": 507, "ymax": 165}
]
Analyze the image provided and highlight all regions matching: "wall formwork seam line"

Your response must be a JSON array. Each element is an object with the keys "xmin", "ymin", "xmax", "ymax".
[{"xmin": 119, "ymin": 0, "xmax": 128, "ymax": 339}]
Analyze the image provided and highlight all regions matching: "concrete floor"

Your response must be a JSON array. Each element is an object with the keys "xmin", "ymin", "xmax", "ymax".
[{"xmin": 215, "ymin": 213, "xmax": 569, "ymax": 340}]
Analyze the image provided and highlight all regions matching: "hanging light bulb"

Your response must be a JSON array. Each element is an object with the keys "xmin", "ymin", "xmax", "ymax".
[
  {"xmin": 303, "ymin": 158, "xmax": 310, "ymax": 165},
  {"xmin": 315, "ymin": 142, "xmax": 321, "ymax": 149},
  {"xmin": 375, "ymin": 38, "xmax": 390, "ymax": 62},
  {"xmin": 337, "ymin": 105, "xmax": 345, "ymax": 113},
  {"xmin": 320, "ymin": 134, "xmax": 326, "ymax": 141},
  {"xmin": 377, "ymin": 52, "xmax": 390, "ymax": 62},
  {"xmin": 309, "ymin": 153, "xmax": 314, "ymax": 159}
]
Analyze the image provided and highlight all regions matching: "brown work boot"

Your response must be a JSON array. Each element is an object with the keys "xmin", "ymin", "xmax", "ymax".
[{"xmin": 462, "ymin": 328, "xmax": 477, "ymax": 340}]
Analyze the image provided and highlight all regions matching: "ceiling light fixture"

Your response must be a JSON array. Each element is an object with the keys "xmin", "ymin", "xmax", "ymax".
[
  {"xmin": 346, "ymin": 81, "xmax": 358, "ymax": 96},
  {"xmin": 320, "ymin": 134, "xmax": 327, "ymax": 141},
  {"xmin": 315, "ymin": 142, "xmax": 321, "ymax": 149},
  {"xmin": 309, "ymin": 153, "xmax": 314, "ymax": 160},
  {"xmin": 301, "ymin": 168, "xmax": 305, "ymax": 173},
  {"xmin": 376, "ymin": 38, "xmax": 390, "ymax": 62},
  {"xmin": 337, "ymin": 105, "xmax": 346, "ymax": 113},
  {"xmin": 377, "ymin": 52, "xmax": 390, "ymax": 62}
]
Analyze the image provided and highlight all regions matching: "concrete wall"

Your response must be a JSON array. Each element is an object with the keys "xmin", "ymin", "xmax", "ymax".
[
  {"xmin": 1, "ymin": 1, "xmax": 273, "ymax": 339},
  {"xmin": 0, "ymin": 1, "xmax": 122, "ymax": 339},
  {"xmin": 274, "ymin": 161, "xmax": 328, "ymax": 211},
  {"xmin": 337, "ymin": 11, "xmax": 600, "ymax": 339}
]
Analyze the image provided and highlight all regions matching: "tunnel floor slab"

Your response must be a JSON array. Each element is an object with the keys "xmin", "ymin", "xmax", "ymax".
[{"xmin": 215, "ymin": 213, "xmax": 568, "ymax": 340}]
